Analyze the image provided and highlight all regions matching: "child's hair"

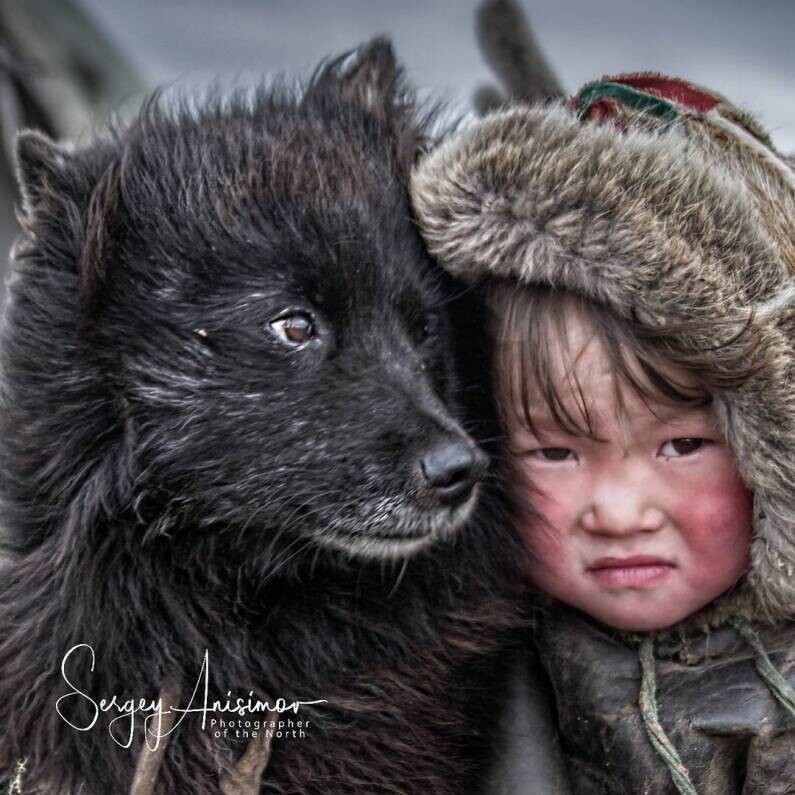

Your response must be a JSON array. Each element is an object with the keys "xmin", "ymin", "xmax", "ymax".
[{"xmin": 488, "ymin": 281, "xmax": 763, "ymax": 443}]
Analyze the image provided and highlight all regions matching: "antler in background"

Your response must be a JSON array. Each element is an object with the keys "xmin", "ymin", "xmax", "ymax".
[{"xmin": 474, "ymin": 0, "xmax": 564, "ymax": 114}]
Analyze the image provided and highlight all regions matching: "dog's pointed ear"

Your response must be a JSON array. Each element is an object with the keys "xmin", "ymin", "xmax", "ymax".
[
  {"xmin": 15, "ymin": 130, "xmax": 75, "ymax": 218},
  {"xmin": 15, "ymin": 129, "xmax": 122, "ymax": 315},
  {"xmin": 330, "ymin": 37, "xmax": 405, "ymax": 121}
]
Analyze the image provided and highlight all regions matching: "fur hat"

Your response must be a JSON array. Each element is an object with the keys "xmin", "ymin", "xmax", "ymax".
[{"xmin": 411, "ymin": 74, "xmax": 795, "ymax": 625}]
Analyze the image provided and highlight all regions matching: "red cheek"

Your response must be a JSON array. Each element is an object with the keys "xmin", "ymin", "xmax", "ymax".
[
  {"xmin": 516, "ymin": 493, "xmax": 568, "ymax": 557},
  {"xmin": 676, "ymin": 479, "xmax": 751, "ymax": 537},
  {"xmin": 672, "ymin": 475, "xmax": 753, "ymax": 579}
]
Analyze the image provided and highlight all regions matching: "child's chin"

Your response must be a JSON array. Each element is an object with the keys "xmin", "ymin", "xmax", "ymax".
[{"xmin": 586, "ymin": 603, "xmax": 689, "ymax": 633}]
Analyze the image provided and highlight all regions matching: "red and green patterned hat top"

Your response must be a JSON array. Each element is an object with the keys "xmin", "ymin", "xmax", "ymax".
[
  {"xmin": 569, "ymin": 72, "xmax": 794, "ymax": 192},
  {"xmin": 574, "ymin": 73, "xmax": 775, "ymax": 142},
  {"xmin": 573, "ymin": 73, "xmax": 721, "ymax": 118}
]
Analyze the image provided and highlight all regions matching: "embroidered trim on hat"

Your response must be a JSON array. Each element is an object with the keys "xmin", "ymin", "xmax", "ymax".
[
  {"xmin": 575, "ymin": 81, "xmax": 679, "ymax": 126},
  {"xmin": 612, "ymin": 73, "xmax": 720, "ymax": 113}
]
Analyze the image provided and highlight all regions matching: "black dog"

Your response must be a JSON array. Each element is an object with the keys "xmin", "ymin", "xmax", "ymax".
[{"xmin": 0, "ymin": 40, "xmax": 526, "ymax": 793}]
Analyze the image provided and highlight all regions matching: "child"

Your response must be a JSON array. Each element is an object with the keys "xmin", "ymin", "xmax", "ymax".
[{"xmin": 411, "ymin": 75, "xmax": 795, "ymax": 793}]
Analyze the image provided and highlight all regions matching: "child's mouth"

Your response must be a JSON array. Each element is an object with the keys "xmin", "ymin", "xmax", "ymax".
[{"xmin": 587, "ymin": 556, "xmax": 675, "ymax": 588}]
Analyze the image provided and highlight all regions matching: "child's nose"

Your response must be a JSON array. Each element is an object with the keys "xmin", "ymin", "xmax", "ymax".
[{"xmin": 580, "ymin": 480, "xmax": 664, "ymax": 536}]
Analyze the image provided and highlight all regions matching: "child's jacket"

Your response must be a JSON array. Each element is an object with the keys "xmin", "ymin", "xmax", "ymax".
[
  {"xmin": 411, "ymin": 75, "xmax": 795, "ymax": 794},
  {"xmin": 528, "ymin": 599, "xmax": 794, "ymax": 793}
]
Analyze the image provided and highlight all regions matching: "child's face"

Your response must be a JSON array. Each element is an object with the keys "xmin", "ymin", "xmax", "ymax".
[{"xmin": 506, "ymin": 310, "xmax": 753, "ymax": 632}]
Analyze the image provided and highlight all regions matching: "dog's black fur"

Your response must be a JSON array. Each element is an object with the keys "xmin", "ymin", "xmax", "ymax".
[{"xmin": 0, "ymin": 40, "xmax": 526, "ymax": 793}]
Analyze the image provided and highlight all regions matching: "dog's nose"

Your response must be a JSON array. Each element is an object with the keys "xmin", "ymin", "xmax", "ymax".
[{"xmin": 419, "ymin": 442, "xmax": 488, "ymax": 504}]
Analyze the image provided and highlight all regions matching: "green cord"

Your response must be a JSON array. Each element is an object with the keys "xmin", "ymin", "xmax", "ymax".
[
  {"xmin": 638, "ymin": 617, "xmax": 795, "ymax": 795},
  {"xmin": 638, "ymin": 637, "xmax": 699, "ymax": 795},
  {"xmin": 730, "ymin": 615, "xmax": 795, "ymax": 716}
]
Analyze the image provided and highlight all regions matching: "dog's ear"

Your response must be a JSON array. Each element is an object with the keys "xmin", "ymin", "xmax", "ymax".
[
  {"xmin": 15, "ymin": 129, "xmax": 121, "ymax": 314},
  {"xmin": 15, "ymin": 130, "xmax": 77, "ymax": 219},
  {"xmin": 15, "ymin": 130, "xmax": 116, "ymax": 224},
  {"xmin": 338, "ymin": 37, "xmax": 400, "ymax": 115},
  {"xmin": 308, "ymin": 37, "xmax": 405, "ymax": 123}
]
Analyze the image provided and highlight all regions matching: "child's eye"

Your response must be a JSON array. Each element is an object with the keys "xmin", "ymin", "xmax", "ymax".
[
  {"xmin": 529, "ymin": 447, "xmax": 577, "ymax": 462},
  {"xmin": 659, "ymin": 438, "xmax": 705, "ymax": 457}
]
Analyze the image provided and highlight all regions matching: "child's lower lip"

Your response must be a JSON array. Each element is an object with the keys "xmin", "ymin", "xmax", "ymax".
[{"xmin": 588, "ymin": 564, "xmax": 675, "ymax": 588}]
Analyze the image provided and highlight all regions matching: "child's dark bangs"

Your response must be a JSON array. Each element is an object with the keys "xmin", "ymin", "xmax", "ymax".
[
  {"xmin": 487, "ymin": 283, "xmax": 755, "ymax": 441},
  {"xmin": 489, "ymin": 283, "xmax": 602, "ymax": 439}
]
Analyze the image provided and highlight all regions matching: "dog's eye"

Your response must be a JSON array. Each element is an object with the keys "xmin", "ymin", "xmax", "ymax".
[
  {"xmin": 413, "ymin": 313, "xmax": 434, "ymax": 344},
  {"xmin": 268, "ymin": 312, "xmax": 317, "ymax": 346}
]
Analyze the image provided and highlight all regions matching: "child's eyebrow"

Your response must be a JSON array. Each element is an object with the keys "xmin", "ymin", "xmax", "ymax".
[
  {"xmin": 519, "ymin": 405, "xmax": 714, "ymax": 435},
  {"xmin": 514, "ymin": 413, "xmax": 579, "ymax": 438},
  {"xmin": 629, "ymin": 405, "xmax": 714, "ymax": 430}
]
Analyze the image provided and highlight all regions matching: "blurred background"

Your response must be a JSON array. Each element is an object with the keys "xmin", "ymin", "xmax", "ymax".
[{"xmin": 0, "ymin": 0, "xmax": 793, "ymax": 301}]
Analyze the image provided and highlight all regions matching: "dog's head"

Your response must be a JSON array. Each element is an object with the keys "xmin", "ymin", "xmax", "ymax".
[{"xmin": 1, "ymin": 40, "xmax": 488, "ymax": 568}]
